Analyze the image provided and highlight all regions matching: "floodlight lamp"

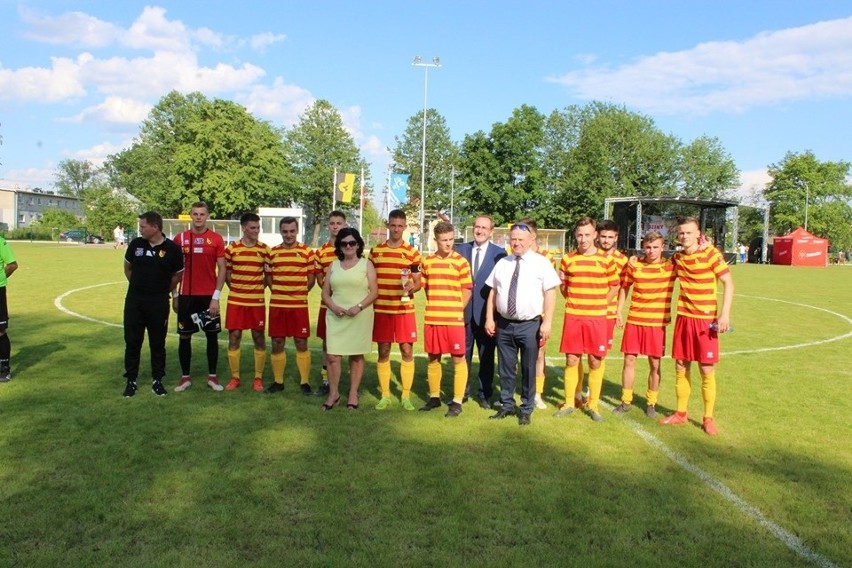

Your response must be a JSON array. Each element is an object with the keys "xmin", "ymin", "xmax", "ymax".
[
  {"xmin": 432, "ymin": 57, "xmax": 441, "ymax": 66},
  {"xmin": 413, "ymin": 55, "xmax": 422, "ymax": 64}
]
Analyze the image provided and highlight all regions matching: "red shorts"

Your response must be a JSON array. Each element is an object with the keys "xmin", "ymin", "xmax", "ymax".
[
  {"xmin": 424, "ymin": 325, "xmax": 466, "ymax": 356},
  {"xmin": 620, "ymin": 323, "xmax": 666, "ymax": 358},
  {"xmin": 606, "ymin": 318, "xmax": 617, "ymax": 348},
  {"xmin": 226, "ymin": 304, "xmax": 265, "ymax": 331},
  {"xmin": 372, "ymin": 312, "xmax": 417, "ymax": 344},
  {"xmin": 316, "ymin": 306, "xmax": 327, "ymax": 340},
  {"xmin": 672, "ymin": 316, "xmax": 719, "ymax": 364},
  {"xmin": 268, "ymin": 306, "xmax": 310, "ymax": 338},
  {"xmin": 560, "ymin": 315, "xmax": 608, "ymax": 356}
]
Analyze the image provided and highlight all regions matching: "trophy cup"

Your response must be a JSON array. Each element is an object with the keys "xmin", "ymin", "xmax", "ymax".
[{"xmin": 400, "ymin": 268, "xmax": 411, "ymax": 302}]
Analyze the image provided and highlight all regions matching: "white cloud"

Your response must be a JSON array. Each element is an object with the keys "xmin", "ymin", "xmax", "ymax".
[
  {"xmin": 238, "ymin": 77, "xmax": 314, "ymax": 126},
  {"xmin": 68, "ymin": 141, "xmax": 129, "ymax": 166},
  {"xmin": 62, "ymin": 96, "xmax": 152, "ymax": 124},
  {"xmin": 19, "ymin": 7, "xmax": 122, "ymax": 48},
  {"xmin": 549, "ymin": 17, "xmax": 852, "ymax": 115},
  {"xmin": 362, "ymin": 135, "xmax": 388, "ymax": 159},
  {"xmin": 0, "ymin": 56, "xmax": 87, "ymax": 102},
  {"xmin": 0, "ymin": 167, "xmax": 56, "ymax": 189},
  {"xmin": 250, "ymin": 32, "xmax": 286, "ymax": 53}
]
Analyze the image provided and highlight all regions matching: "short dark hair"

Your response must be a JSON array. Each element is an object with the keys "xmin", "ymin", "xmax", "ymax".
[
  {"xmin": 573, "ymin": 216, "xmax": 596, "ymax": 232},
  {"xmin": 279, "ymin": 216, "xmax": 298, "ymax": 229},
  {"xmin": 334, "ymin": 227, "xmax": 365, "ymax": 260},
  {"xmin": 676, "ymin": 216, "xmax": 700, "ymax": 229},
  {"xmin": 433, "ymin": 221, "xmax": 454, "ymax": 238},
  {"xmin": 138, "ymin": 211, "xmax": 163, "ymax": 231},
  {"xmin": 329, "ymin": 210, "xmax": 346, "ymax": 221},
  {"xmin": 190, "ymin": 201, "xmax": 209, "ymax": 212},
  {"xmin": 389, "ymin": 209, "xmax": 406, "ymax": 222},
  {"xmin": 597, "ymin": 219, "xmax": 618, "ymax": 233},
  {"xmin": 240, "ymin": 212, "xmax": 260, "ymax": 225}
]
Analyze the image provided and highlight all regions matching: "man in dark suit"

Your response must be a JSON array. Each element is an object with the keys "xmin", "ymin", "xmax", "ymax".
[{"xmin": 456, "ymin": 215, "xmax": 506, "ymax": 408}]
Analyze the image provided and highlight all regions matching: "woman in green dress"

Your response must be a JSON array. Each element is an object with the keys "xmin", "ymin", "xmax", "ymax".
[{"xmin": 321, "ymin": 228, "xmax": 378, "ymax": 410}]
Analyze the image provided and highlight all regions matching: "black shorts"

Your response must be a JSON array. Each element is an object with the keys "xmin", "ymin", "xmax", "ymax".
[
  {"xmin": 0, "ymin": 287, "xmax": 7, "ymax": 331},
  {"xmin": 177, "ymin": 295, "xmax": 214, "ymax": 335}
]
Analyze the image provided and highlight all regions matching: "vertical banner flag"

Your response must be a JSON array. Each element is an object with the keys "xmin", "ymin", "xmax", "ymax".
[
  {"xmin": 390, "ymin": 173, "xmax": 409, "ymax": 204},
  {"xmin": 336, "ymin": 172, "xmax": 356, "ymax": 203}
]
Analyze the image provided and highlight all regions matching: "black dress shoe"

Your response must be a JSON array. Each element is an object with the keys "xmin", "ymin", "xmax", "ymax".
[
  {"xmin": 518, "ymin": 413, "xmax": 531, "ymax": 426},
  {"xmin": 476, "ymin": 397, "xmax": 491, "ymax": 410},
  {"xmin": 445, "ymin": 402, "xmax": 463, "ymax": 417},
  {"xmin": 490, "ymin": 408, "xmax": 514, "ymax": 420}
]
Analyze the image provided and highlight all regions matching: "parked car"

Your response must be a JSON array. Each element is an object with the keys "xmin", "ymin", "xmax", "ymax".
[{"xmin": 59, "ymin": 229, "xmax": 104, "ymax": 244}]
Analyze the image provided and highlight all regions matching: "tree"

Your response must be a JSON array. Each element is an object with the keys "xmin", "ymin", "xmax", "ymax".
[
  {"xmin": 82, "ymin": 186, "xmax": 140, "ymax": 238},
  {"xmin": 764, "ymin": 150, "xmax": 852, "ymax": 249},
  {"xmin": 107, "ymin": 91, "xmax": 293, "ymax": 218},
  {"xmin": 456, "ymin": 105, "xmax": 546, "ymax": 226},
  {"xmin": 282, "ymin": 100, "xmax": 364, "ymax": 245},
  {"xmin": 32, "ymin": 208, "xmax": 81, "ymax": 236},
  {"xmin": 391, "ymin": 109, "xmax": 458, "ymax": 223},
  {"xmin": 676, "ymin": 136, "xmax": 739, "ymax": 198},
  {"xmin": 54, "ymin": 159, "xmax": 101, "ymax": 197}
]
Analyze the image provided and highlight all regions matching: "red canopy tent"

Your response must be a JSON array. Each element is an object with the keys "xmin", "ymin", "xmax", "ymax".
[{"xmin": 772, "ymin": 228, "xmax": 829, "ymax": 266}]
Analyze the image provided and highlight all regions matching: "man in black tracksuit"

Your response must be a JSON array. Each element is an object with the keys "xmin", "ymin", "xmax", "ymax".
[{"xmin": 122, "ymin": 211, "xmax": 184, "ymax": 397}]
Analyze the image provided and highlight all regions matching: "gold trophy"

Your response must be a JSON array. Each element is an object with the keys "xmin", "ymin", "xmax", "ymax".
[{"xmin": 400, "ymin": 268, "xmax": 411, "ymax": 302}]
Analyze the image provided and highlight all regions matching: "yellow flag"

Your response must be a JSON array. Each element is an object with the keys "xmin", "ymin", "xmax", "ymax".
[{"xmin": 336, "ymin": 172, "xmax": 356, "ymax": 203}]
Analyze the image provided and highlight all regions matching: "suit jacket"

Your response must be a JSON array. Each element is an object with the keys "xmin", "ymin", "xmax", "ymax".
[{"xmin": 456, "ymin": 240, "xmax": 507, "ymax": 326}]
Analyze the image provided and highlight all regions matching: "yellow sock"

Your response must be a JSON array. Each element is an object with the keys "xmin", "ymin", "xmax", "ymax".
[
  {"xmin": 675, "ymin": 368, "xmax": 691, "ymax": 413},
  {"xmin": 271, "ymin": 352, "xmax": 286, "ymax": 384},
  {"xmin": 621, "ymin": 388, "xmax": 634, "ymax": 405},
  {"xmin": 453, "ymin": 361, "xmax": 468, "ymax": 403},
  {"xmin": 535, "ymin": 375, "xmax": 545, "ymax": 395},
  {"xmin": 646, "ymin": 389, "xmax": 659, "ymax": 406},
  {"xmin": 563, "ymin": 365, "xmax": 579, "ymax": 406},
  {"xmin": 588, "ymin": 365, "xmax": 604, "ymax": 411},
  {"xmin": 427, "ymin": 360, "xmax": 442, "ymax": 398},
  {"xmin": 228, "ymin": 349, "xmax": 241, "ymax": 379},
  {"xmin": 321, "ymin": 367, "xmax": 328, "ymax": 381},
  {"xmin": 377, "ymin": 360, "xmax": 392, "ymax": 398},
  {"xmin": 701, "ymin": 371, "xmax": 716, "ymax": 418},
  {"xmin": 575, "ymin": 360, "xmax": 585, "ymax": 397},
  {"xmin": 400, "ymin": 360, "xmax": 415, "ymax": 398},
  {"xmin": 296, "ymin": 351, "xmax": 311, "ymax": 384},
  {"xmin": 254, "ymin": 349, "xmax": 267, "ymax": 379}
]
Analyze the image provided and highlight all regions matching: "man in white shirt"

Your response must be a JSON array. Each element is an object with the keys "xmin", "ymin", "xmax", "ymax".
[{"xmin": 484, "ymin": 222, "xmax": 561, "ymax": 425}]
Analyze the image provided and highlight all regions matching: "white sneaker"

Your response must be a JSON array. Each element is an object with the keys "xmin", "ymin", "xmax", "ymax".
[
  {"xmin": 174, "ymin": 377, "xmax": 192, "ymax": 392},
  {"xmin": 534, "ymin": 394, "xmax": 547, "ymax": 410},
  {"xmin": 207, "ymin": 376, "xmax": 224, "ymax": 392}
]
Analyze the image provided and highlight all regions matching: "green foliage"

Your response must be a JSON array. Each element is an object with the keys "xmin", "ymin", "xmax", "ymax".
[
  {"xmin": 107, "ymin": 91, "xmax": 293, "ymax": 218},
  {"xmin": 32, "ymin": 207, "xmax": 81, "ymax": 233},
  {"xmin": 454, "ymin": 102, "xmax": 737, "ymax": 230},
  {"xmin": 764, "ymin": 150, "xmax": 852, "ymax": 248},
  {"xmin": 391, "ymin": 109, "xmax": 459, "ymax": 221},
  {"xmin": 282, "ymin": 100, "xmax": 364, "ymax": 245},
  {"xmin": 3, "ymin": 226, "xmax": 55, "ymax": 240},
  {"xmin": 81, "ymin": 186, "xmax": 139, "ymax": 238},
  {"xmin": 54, "ymin": 159, "xmax": 101, "ymax": 197}
]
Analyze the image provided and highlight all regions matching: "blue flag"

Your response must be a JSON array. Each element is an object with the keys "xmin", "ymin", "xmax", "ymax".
[{"xmin": 390, "ymin": 173, "xmax": 409, "ymax": 204}]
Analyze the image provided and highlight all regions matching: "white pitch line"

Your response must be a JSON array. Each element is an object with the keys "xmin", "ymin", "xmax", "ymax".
[
  {"xmin": 613, "ymin": 408, "xmax": 840, "ymax": 568},
  {"xmin": 54, "ymin": 282, "xmax": 124, "ymax": 328}
]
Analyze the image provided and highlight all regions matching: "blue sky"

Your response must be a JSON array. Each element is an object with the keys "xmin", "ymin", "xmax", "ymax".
[{"xmin": 1, "ymin": 1, "xmax": 851, "ymax": 208}]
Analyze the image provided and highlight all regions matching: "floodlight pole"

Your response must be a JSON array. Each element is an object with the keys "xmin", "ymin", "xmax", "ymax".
[
  {"xmin": 413, "ymin": 55, "xmax": 440, "ymax": 253},
  {"xmin": 803, "ymin": 180, "xmax": 810, "ymax": 232}
]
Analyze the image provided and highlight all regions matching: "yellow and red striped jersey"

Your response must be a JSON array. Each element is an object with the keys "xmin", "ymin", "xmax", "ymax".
[
  {"xmin": 621, "ymin": 258, "xmax": 676, "ymax": 327},
  {"xmin": 421, "ymin": 251, "xmax": 472, "ymax": 327},
  {"xmin": 268, "ymin": 243, "xmax": 316, "ymax": 308},
  {"xmin": 606, "ymin": 249, "xmax": 629, "ymax": 319},
  {"xmin": 369, "ymin": 241, "xmax": 421, "ymax": 314},
  {"xmin": 225, "ymin": 241, "xmax": 270, "ymax": 307},
  {"xmin": 315, "ymin": 241, "xmax": 336, "ymax": 278},
  {"xmin": 559, "ymin": 249, "xmax": 618, "ymax": 317},
  {"xmin": 673, "ymin": 247, "xmax": 730, "ymax": 320},
  {"xmin": 538, "ymin": 248, "xmax": 557, "ymax": 268}
]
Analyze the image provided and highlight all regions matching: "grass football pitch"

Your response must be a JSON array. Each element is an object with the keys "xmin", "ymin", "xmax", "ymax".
[{"xmin": 1, "ymin": 242, "xmax": 850, "ymax": 567}]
